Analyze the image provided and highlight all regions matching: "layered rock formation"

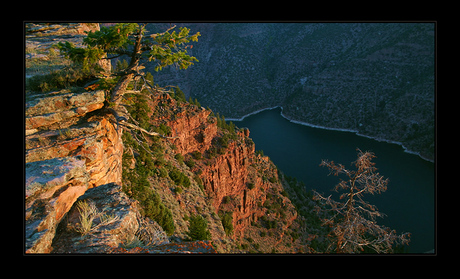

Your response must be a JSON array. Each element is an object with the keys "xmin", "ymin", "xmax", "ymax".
[
  {"xmin": 26, "ymin": 23, "xmax": 111, "ymax": 77},
  {"xmin": 24, "ymin": 87, "xmax": 304, "ymax": 253},
  {"xmin": 25, "ymin": 90, "xmax": 122, "ymax": 188},
  {"xmin": 25, "ymin": 156, "xmax": 89, "ymax": 253},
  {"xmin": 25, "ymin": 89, "xmax": 123, "ymax": 253}
]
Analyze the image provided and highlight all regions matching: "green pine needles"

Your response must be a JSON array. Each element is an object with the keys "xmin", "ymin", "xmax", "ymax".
[{"xmin": 187, "ymin": 214, "xmax": 211, "ymax": 241}]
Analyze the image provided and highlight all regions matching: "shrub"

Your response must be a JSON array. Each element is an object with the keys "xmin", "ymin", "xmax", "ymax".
[
  {"xmin": 192, "ymin": 150, "xmax": 202, "ymax": 160},
  {"xmin": 185, "ymin": 158, "xmax": 195, "ymax": 168},
  {"xmin": 187, "ymin": 214, "xmax": 211, "ymax": 241},
  {"xmin": 220, "ymin": 211, "xmax": 233, "ymax": 236},
  {"xmin": 174, "ymin": 153, "xmax": 184, "ymax": 165},
  {"xmin": 266, "ymin": 220, "xmax": 277, "ymax": 229},
  {"xmin": 157, "ymin": 167, "xmax": 168, "ymax": 178},
  {"xmin": 222, "ymin": 196, "xmax": 231, "ymax": 204},
  {"xmin": 139, "ymin": 186, "xmax": 175, "ymax": 235},
  {"xmin": 158, "ymin": 123, "xmax": 171, "ymax": 136},
  {"xmin": 169, "ymin": 168, "xmax": 191, "ymax": 188},
  {"xmin": 26, "ymin": 66, "xmax": 94, "ymax": 93},
  {"xmin": 218, "ymin": 135, "xmax": 229, "ymax": 148},
  {"xmin": 122, "ymin": 143, "xmax": 175, "ymax": 235},
  {"xmin": 193, "ymin": 175, "xmax": 203, "ymax": 190}
]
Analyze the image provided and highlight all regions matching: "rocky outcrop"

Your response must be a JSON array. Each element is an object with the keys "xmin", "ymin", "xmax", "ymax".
[
  {"xmin": 199, "ymin": 139, "xmax": 255, "ymax": 238},
  {"xmin": 168, "ymin": 107, "xmax": 217, "ymax": 155},
  {"xmin": 24, "ymin": 23, "xmax": 308, "ymax": 253},
  {"xmin": 25, "ymin": 157, "xmax": 89, "ymax": 253},
  {"xmin": 25, "ymin": 90, "xmax": 105, "ymax": 134},
  {"xmin": 146, "ymin": 91, "xmax": 218, "ymax": 155},
  {"xmin": 25, "ymin": 90, "xmax": 122, "ymax": 188},
  {"xmin": 25, "ymin": 89, "xmax": 123, "ymax": 253},
  {"xmin": 24, "ymin": 86, "xmax": 303, "ymax": 253},
  {"xmin": 51, "ymin": 183, "xmax": 169, "ymax": 253},
  {"xmin": 25, "ymin": 23, "xmax": 111, "ymax": 77}
]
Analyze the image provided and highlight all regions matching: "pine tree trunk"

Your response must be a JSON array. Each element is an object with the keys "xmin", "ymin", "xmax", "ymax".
[
  {"xmin": 110, "ymin": 73, "xmax": 134, "ymax": 106},
  {"xmin": 109, "ymin": 25, "xmax": 144, "ymax": 109}
]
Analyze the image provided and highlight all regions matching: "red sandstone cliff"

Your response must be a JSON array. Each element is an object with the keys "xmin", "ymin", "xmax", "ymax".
[{"xmin": 144, "ymin": 93, "xmax": 301, "ymax": 249}]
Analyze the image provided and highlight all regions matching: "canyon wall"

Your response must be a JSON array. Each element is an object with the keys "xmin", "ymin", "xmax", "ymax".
[{"xmin": 146, "ymin": 93, "xmax": 301, "ymax": 249}]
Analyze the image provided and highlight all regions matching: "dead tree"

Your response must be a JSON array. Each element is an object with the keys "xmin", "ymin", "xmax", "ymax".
[{"xmin": 313, "ymin": 149, "xmax": 411, "ymax": 253}]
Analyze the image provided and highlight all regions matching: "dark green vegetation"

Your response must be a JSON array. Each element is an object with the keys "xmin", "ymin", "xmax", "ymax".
[
  {"xmin": 121, "ymin": 88, "xmax": 176, "ymax": 235},
  {"xmin": 186, "ymin": 215, "xmax": 211, "ymax": 241},
  {"xmin": 219, "ymin": 211, "xmax": 233, "ymax": 236},
  {"xmin": 26, "ymin": 65, "xmax": 95, "ymax": 93}
]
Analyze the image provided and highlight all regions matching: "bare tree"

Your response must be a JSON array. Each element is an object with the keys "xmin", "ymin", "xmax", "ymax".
[{"xmin": 313, "ymin": 148, "xmax": 411, "ymax": 253}]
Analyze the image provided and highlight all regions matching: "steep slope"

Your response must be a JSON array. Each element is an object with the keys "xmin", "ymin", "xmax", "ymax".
[
  {"xmin": 121, "ymin": 90, "xmax": 310, "ymax": 252},
  {"xmin": 24, "ymin": 82, "xmax": 311, "ymax": 253}
]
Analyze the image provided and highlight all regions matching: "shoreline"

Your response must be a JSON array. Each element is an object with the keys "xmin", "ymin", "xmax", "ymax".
[{"xmin": 227, "ymin": 106, "xmax": 434, "ymax": 163}]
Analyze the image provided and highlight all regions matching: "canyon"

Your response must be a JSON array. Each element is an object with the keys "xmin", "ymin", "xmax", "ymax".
[{"xmin": 25, "ymin": 22, "xmax": 431, "ymax": 254}]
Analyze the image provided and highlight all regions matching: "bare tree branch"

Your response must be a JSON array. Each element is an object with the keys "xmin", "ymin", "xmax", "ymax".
[
  {"xmin": 119, "ymin": 121, "xmax": 178, "ymax": 139},
  {"xmin": 313, "ymin": 149, "xmax": 411, "ymax": 253}
]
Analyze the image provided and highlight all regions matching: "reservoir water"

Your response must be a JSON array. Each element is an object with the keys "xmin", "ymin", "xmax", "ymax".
[{"xmin": 231, "ymin": 107, "xmax": 435, "ymax": 253}]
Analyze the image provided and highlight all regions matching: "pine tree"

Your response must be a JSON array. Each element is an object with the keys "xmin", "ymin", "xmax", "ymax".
[
  {"xmin": 56, "ymin": 23, "xmax": 200, "ymax": 123},
  {"xmin": 187, "ymin": 215, "xmax": 211, "ymax": 241},
  {"xmin": 174, "ymin": 86, "xmax": 186, "ymax": 102}
]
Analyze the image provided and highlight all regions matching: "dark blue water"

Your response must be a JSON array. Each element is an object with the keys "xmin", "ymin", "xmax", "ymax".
[{"xmin": 232, "ymin": 107, "xmax": 435, "ymax": 253}]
